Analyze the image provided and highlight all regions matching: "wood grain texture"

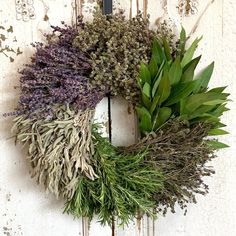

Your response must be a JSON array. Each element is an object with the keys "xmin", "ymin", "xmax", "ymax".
[
  {"xmin": 0, "ymin": 1, "xmax": 87, "ymax": 236},
  {"xmin": 1, "ymin": 0, "xmax": 236, "ymax": 235}
]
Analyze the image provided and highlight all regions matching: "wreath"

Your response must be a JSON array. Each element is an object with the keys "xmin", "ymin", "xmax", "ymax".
[{"xmin": 9, "ymin": 12, "xmax": 230, "ymax": 227}]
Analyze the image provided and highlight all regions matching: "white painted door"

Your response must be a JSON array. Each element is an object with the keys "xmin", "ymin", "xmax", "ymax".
[{"xmin": 0, "ymin": 0, "xmax": 236, "ymax": 236}]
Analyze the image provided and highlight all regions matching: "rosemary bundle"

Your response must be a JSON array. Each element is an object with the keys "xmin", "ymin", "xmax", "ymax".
[{"xmin": 65, "ymin": 126, "xmax": 163, "ymax": 226}]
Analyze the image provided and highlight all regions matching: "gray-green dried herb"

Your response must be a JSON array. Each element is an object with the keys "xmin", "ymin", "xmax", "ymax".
[
  {"xmin": 12, "ymin": 105, "xmax": 96, "ymax": 199},
  {"xmin": 123, "ymin": 119, "xmax": 219, "ymax": 215},
  {"xmin": 74, "ymin": 11, "xmax": 177, "ymax": 104}
]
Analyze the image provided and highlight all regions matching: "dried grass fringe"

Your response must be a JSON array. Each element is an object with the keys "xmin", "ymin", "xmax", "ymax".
[{"xmin": 12, "ymin": 105, "xmax": 96, "ymax": 199}]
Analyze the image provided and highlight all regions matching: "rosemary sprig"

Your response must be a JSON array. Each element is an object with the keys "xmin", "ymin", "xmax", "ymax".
[{"xmin": 64, "ymin": 126, "xmax": 163, "ymax": 226}]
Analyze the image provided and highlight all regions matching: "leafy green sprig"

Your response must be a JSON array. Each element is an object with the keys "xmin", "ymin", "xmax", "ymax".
[
  {"xmin": 136, "ymin": 28, "xmax": 229, "ymax": 148},
  {"xmin": 65, "ymin": 125, "xmax": 163, "ymax": 226}
]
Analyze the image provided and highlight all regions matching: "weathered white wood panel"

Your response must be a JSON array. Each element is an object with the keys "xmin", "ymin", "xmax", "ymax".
[
  {"xmin": 0, "ymin": 1, "xmax": 85, "ymax": 236},
  {"xmin": 154, "ymin": 1, "xmax": 236, "ymax": 235},
  {"xmin": 1, "ymin": 0, "xmax": 236, "ymax": 236}
]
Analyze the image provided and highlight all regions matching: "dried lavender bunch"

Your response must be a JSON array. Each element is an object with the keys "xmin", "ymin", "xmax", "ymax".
[
  {"xmin": 12, "ymin": 105, "xmax": 97, "ymax": 199},
  {"xmin": 123, "ymin": 119, "xmax": 216, "ymax": 215},
  {"xmin": 74, "ymin": 11, "xmax": 166, "ymax": 103},
  {"xmin": 17, "ymin": 21, "xmax": 104, "ymax": 118}
]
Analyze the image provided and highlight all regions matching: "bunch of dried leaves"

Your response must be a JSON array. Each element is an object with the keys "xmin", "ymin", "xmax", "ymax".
[
  {"xmin": 123, "ymin": 119, "xmax": 217, "ymax": 215},
  {"xmin": 74, "ymin": 11, "xmax": 177, "ymax": 103},
  {"xmin": 12, "ymin": 105, "xmax": 96, "ymax": 199}
]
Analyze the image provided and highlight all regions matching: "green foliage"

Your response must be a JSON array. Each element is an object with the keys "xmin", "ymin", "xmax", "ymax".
[
  {"xmin": 136, "ymin": 29, "xmax": 230, "ymax": 143},
  {"xmin": 65, "ymin": 126, "xmax": 163, "ymax": 226},
  {"xmin": 125, "ymin": 119, "xmax": 218, "ymax": 215},
  {"xmin": 207, "ymin": 140, "xmax": 229, "ymax": 149}
]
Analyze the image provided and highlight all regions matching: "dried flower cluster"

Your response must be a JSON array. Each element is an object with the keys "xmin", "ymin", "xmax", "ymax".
[
  {"xmin": 18, "ymin": 21, "xmax": 104, "ymax": 118},
  {"xmin": 15, "ymin": 0, "xmax": 36, "ymax": 21},
  {"xmin": 74, "ymin": 12, "xmax": 156, "ymax": 102},
  {"xmin": 178, "ymin": 0, "xmax": 199, "ymax": 16}
]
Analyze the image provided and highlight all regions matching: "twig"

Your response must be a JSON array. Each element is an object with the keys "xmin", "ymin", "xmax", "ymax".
[{"xmin": 189, "ymin": 0, "xmax": 215, "ymax": 37}]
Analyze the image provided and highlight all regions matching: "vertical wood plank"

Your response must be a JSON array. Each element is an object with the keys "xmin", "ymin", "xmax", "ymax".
[
  {"xmin": 111, "ymin": 2, "xmax": 138, "ymax": 235},
  {"xmin": 90, "ymin": 97, "xmax": 112, "ymax": 236},
  {"xmin": 108, "ymin": 1, "xmax": 236, "ymax": 236},
  {"xmin": 0, "ymin": 1, "xmax": 86, "ymax": 236},
  {"xmin": 152, "ymin": 0, "xmax": 236, "ymax": 236},
  {"xmin": 76, "ymin": 1, "xmax": 112, "ymax": 236}
]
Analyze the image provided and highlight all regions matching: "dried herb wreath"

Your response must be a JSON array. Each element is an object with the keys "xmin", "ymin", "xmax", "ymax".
[{"xmin": 10, "ymin": 12, "xmax": 229, "ymax": 228}]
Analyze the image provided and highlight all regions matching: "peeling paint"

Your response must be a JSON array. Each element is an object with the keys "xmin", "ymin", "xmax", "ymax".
[
  {"xmin": 104, "ymin": 120, "xmax": 110, "ymax": 135},
  {"xmin": 0, "ymin": 25, "xmax": 23, "ymax": 63},
  {"xmin": 161, "ymin": 0, "xmax": 168, "ymax": 15},
  {"xmin": 71, "ymin": 1, "xmax": 77, "ymax": 26},
  {"xmin": 127, "ymin": 106, "xmax": 132, "ymax": 115},
  {"xmin": 78, "ymin": 0, "xmax": 85, "ymax": 16},
  {"xmin": 178, "ymin": 0, "xmax": 199, "ymax": 16},
  {"xmin": 113, "ymin": 0, "xmax": 122, "ymax": 14},
  {"xmin": 15, "ymin": 0, "xmax": 36, "ymax": 21},
  {"xmin": 6, "ymin": 193, "xmax": 11, "ymax": 202},
  {"xmin": 136, "ymin": 215, "xmax": 142, "ymax": 235},
  {"xmin": 129, "ymin": 0, "xmax": 132, "ymax": 19},
  {"xmin": 154, "ymin": 0, "xmax": 169, "ymax": 26},
  {"xmin": 39, "ymin": 0, "xmax": 50, "ymax": 22},
  {"xmin": 2, "ymin": 215, "xmax": 23, "ymax": 236},
  {"xmin": 43, "ymin": 14, "xmax": 49, "ymax": 21},
  {"xmin": 3, "ymin": 226, "xmax": 12, "ymax": 236},
  {"xmin": 136, "ymin": 0, "xmax": 139, "ymax": 14}
]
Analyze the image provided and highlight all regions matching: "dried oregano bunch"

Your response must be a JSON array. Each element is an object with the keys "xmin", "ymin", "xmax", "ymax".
[
  {"xmin": 8, "ymin": 11, "xmax": 230, "ymax": 229},
  {"xmin": 74, "ymin": 11, "xmax": 176, "ymax": 103}
]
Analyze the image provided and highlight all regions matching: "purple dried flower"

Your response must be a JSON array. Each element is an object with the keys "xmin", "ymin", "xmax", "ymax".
[{"xmin": 16, "ymin": 21, "xmax": 105, "ymax": 118}]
